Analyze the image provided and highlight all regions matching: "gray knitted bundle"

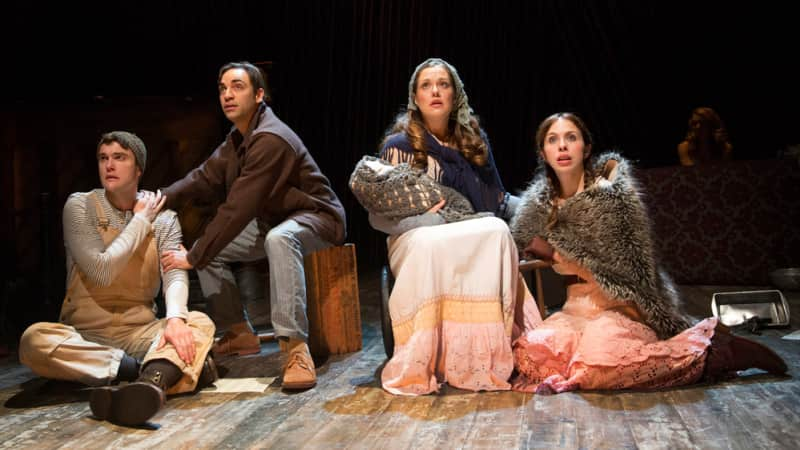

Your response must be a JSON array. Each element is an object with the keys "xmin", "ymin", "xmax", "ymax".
[{"xmin": 349, "ymin": 155, "xmax": 491, "ymax": 223}]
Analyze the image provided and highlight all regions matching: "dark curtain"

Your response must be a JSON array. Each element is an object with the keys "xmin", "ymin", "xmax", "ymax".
[{"xmin": 3, "ymin": 0, "xmax": 797, "ymax": 272}]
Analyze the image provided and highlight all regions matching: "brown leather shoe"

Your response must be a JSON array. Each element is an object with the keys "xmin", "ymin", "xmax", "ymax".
[
  {"xmin": 212, "ymin": 329, "xmax": 260, "ymax": 357},
  {"xmin": 282, "ymin": 341, "xmax": 316, "ymax": 390},
  {"xmin": 196, "ymin": 354, "xmax": 220, "ymax": 390},
  {"xmin": 90, "ymin": 359, "xmax": 182, "ymax": 426},
  {"xmin": 89, "ymin": 382, "xmax": 165, "ymax": 426},
  {"xmin": 704, "ymin": 325, "xmax": 788, "ymax": 381}
]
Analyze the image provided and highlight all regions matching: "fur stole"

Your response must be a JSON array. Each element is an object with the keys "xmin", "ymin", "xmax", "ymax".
[{"xmin": 510, "ymin": 152, "xmax": 692, "ymax": 338}]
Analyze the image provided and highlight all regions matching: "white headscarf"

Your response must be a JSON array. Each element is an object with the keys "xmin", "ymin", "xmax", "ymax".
[{"xmin": 407, "ymin": 58, "xmax": 473, "ymax": 129}]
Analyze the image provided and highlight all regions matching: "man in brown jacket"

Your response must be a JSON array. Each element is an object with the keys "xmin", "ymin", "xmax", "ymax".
[{"xmin": 160, "ymin": 61, "xmax": 346, "ymax": 389}]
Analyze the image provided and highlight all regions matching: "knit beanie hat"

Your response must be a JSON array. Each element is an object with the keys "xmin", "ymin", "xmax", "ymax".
[
  {"xmin": 407, "ymin": 58, "xmax": 473, "ymax": 129},
  {"xmin": 99, "ymin": 131, "xmax": 147, "ymax": 172}
]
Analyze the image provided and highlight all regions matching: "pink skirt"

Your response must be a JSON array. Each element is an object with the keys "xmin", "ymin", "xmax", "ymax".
[{"xmin": 512, "ymin": 308, "xmax": 716, "ymax": 393}]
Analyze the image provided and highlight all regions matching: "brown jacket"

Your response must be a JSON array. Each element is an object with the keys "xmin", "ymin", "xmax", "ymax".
[{"xmin": 163, "ymin": 103, "xmax": 346, "ymax": 269}]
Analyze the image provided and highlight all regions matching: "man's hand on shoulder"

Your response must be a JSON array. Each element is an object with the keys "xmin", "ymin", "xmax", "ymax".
[
  {"xmin": 161, "ymin": 244, "xmax": 193, "ymax": 271},
  {"xmin": 134, "ymin": 189, "xmax": 167, "ymax": 222}
]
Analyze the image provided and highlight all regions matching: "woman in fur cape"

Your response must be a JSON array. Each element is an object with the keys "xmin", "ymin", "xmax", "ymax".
[{"xmin": 509, "ymin": 112, "xmax": 786, "ymax": 394}]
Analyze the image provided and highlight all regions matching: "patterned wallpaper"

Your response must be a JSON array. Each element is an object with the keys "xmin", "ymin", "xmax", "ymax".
[{"xmin": 637, "ymin": 160, "xmax": 800, "ymax": 285}]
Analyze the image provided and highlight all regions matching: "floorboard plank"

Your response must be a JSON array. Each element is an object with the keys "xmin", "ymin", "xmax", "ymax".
[
  {"xmin": 621, "ymin": 390, "xmax": 702, "ymax": 449},
  {"xmin": 0, "ymin": 272, "xmax": 797, "ymax": 449}
]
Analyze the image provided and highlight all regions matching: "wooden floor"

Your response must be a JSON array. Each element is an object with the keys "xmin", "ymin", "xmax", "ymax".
[{"xmin": 1, "ymin": 268, "xmax": 798, "ymax": 449}]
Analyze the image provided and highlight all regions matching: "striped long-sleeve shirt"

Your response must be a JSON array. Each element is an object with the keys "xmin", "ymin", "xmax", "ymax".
[{"xmin": 62, "ymin": 189, "xmax": 189, "ymax": 319}]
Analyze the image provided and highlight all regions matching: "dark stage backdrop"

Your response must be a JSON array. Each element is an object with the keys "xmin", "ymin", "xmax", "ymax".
[{"xmin": 2, "ymin": 1, "xmax": 797, "ymax": 331}]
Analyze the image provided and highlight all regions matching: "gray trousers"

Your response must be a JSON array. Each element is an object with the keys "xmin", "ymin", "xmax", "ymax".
[{"xmin": 197, "ymin": 218, "xmax": 331, "ymax": 341}]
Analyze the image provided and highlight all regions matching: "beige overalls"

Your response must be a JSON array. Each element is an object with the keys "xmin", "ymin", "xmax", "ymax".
[{"xmin": 20, "ymin": 193, "xmax": 215, "ymax": 394}]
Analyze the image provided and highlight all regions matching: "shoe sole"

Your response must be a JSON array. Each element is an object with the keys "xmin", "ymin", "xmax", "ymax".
[
  {"xmin": 281, "ymin": 380, "xmax": 317, "ymax": 390},
  {"xmin": 89, "ymin": 383, "xmax": 163, "ymax": 426}
]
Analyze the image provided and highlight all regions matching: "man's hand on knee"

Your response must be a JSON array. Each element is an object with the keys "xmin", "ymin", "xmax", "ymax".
[{"xmin": 159, "ymin": 318, "xmax": 196, "ymax": 365}]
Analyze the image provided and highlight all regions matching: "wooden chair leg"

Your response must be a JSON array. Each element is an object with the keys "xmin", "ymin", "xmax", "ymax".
[
  {"xmin": 380, "ymin": 266, "xmax": 394, "ymax": 358},
  {"xmin": 519, "ymin": 259, "xmax": 552, "ymax": 319},
  {"xmin": 534, "ymin": 267, "xmax": 546, "ymax": 318}
]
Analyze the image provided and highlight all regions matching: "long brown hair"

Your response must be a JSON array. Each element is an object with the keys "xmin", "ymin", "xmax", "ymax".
[
  {"xmin": 534, "ymin": 112, "xmax": 597, "ymax": 230},
  {"xmin": 382, "ymin": 59, "xmax": 487, "ymax": 170},
  {"xmin": 684, "ymin": 106, "xmax": 732, "ymax": 159}
]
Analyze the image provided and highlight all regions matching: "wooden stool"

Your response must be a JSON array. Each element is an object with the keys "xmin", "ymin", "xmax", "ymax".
[
  {"xmin": 518, "ymin": 259, "xmax": 551, "ymax": 319},
  {"xmin": 304, "ymin": 243, "xmax": 362, "ymax": 358}
]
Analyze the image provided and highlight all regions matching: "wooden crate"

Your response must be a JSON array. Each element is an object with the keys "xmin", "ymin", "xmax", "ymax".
[{"xmin": 304, "ymin": 243, "xmax": 362, "ymax": 358}]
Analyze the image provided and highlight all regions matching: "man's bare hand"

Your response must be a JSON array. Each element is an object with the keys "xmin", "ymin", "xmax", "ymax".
[
  {"xmin": 158, "ymin": 317, "xmax": 196, "ymax": 365},
  {"xmin": 161, "ymin": 244, "xmax": 193, "ymax": 271},
  {"xmin": 134, "ymin": 190, "xmax": 166, "ymax": 222}
]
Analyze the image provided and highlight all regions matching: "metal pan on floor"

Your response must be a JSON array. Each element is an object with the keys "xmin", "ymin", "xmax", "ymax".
[{"xmin": 711, "ymin": 289, "xmax": 790, "ymax": 327}]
